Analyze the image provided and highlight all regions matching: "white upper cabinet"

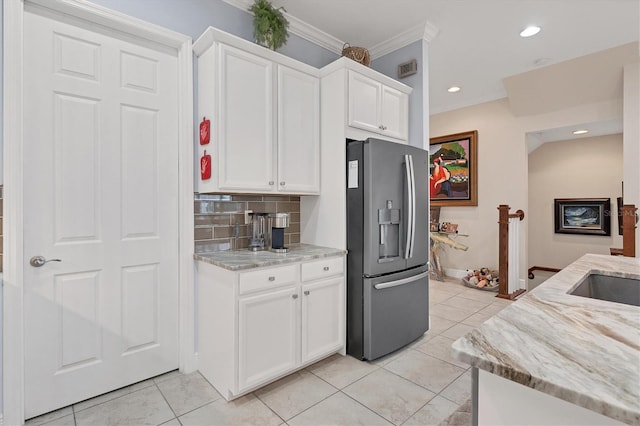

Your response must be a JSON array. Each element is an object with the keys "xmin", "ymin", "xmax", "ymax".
[
  {"xmin": 348, "ymin": 70, "xmax": 409, "ymax": 141},
  {"xmin": 277, "ymin": 65, "xmax": 320, "ymax": 193},
  {"xmin": 218, "ymin": 44, "xmax": 274, "ymax": 191},
  {"xmin": 194, "ymin": 27, "xmax": 320, "ymax": 194}
]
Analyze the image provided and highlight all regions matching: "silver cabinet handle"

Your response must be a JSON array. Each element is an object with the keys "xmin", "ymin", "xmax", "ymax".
[
  {"xmin": 323, "ymin": 266, "xmax": 329, "ymax": 271},
  {"xmin": 30, "ymin": 256, "xmax": 62, "ymax": 267},
  {"xmin": 280, "ymin": 181, "xmax": 285, "ymax": 186},
  {"xmin": 292, "ymin": 294, "xmax": 298, "ymax": 299},
  {"xmin": 304, "ymin": 290, "xmax": 310, "ymax": 296},
  {"xmin": 269, "ymin": 181, "xmax": 274, "ymax": 185},
  {"xmin": 268, "ymin": 276, "xmax": 275, "ymax": 281}
]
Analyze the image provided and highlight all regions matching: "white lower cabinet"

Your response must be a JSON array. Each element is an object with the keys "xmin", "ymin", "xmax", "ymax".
[
  {"xmin": 197, "ymin": 255, "xmax": 345, "ymax": 400},
  {"xmin": 301, "ymin": 277, "xmax": 344, "ymax": 364},
  {"xmin": 238, "ymin": 286, "xmax": 298, "ymax": 392}
]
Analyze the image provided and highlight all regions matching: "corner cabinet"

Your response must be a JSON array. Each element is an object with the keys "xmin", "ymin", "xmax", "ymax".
[
  {"xmin": 197, "ymin": 256, "xmax": 345, "ymax": 400},
  {"xmin": 193, "ymin": 27, "xmax": 320, "ymax": 194}
]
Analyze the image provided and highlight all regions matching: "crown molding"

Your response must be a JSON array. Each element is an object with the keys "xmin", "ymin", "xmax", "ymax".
[
  {"xmin": 221, "ymin": 1, "xmax": 440, "ymax": 57},
  {"xmin": 369, "ymin": 21, "xmax": 440, "ymax": 59},
  {"xmin": 284, "ymin": 13, "xmax": 344, "ymax": 54},
  {"xmin": 222, "ymin": 0, "xmax": 344, "ymax": 54}
]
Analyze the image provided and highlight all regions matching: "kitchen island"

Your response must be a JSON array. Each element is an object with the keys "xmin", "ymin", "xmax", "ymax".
[
  {"xmin": 195, "ymin": 244, "xmax": 347, "ymax": 400},
  {"xmin": 452, "ymin": 253, "xmax": 640, "ymax": 425}
]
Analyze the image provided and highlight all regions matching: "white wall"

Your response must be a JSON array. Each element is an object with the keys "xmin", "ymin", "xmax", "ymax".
[{"xmin": 528, "ymin": 135, "xmax": 624, "ymax": 270}]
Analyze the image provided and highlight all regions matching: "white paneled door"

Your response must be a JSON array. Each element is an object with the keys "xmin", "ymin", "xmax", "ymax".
[{"xmin": 23, "ymin": 9, "xmax": 179, "ymax": 418}]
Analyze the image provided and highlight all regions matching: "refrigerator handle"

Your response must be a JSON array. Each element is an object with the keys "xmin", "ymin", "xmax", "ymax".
[
  {"xmin": 404, "ymin": 155, "xmax": 413, "ymax": 259},
  {"xmin": 408, "ymin": 154, "xmax": 416, "ymax": 258},
  {"xmin": 404, "ymin": 154, "xmax": 416, "ymax": 258},
  {"xmin": 374, "ymin": 271, "xmax": 429, "ymax": 290}
]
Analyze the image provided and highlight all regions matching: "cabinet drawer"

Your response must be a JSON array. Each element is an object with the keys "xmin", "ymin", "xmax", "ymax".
[
  {"xmin": 301, "ymin": 257, "xmax": 344, "ymax": 282},
  {"xmin": 239, "ymin": 264, "xmax": 298, "ymax": 295}
]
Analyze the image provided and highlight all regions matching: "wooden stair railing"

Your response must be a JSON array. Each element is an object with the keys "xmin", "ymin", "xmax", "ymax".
[
  {"xmin": 497, "ymin": 205, "xmax": 526, "ymax": 300},
  {"xmin": 527, "ymin": 266, "xmax": 561, "ymax": 279}
]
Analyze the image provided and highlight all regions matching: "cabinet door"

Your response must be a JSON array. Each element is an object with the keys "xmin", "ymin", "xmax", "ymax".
[
  {"xmin": 301, "ymin": 277, "xmax": 345, "ymax": 364},
  {"xmin": 218, "ymin": 44, "xmax": 275, "ymax": 191},
  {"xmin": 380, "ymin": 85, "xmax": 408, "ymax": 141},
  {"xmin": 238, "ymin": 286, "xmax": 299, "ymax": 392},
  {"xmin": 277, "ymin": 65, "xmax": 320, "ymax": 194},
  {"xmin": 347, "ymin": 71, "xmax": 381, "ymax": 134}
]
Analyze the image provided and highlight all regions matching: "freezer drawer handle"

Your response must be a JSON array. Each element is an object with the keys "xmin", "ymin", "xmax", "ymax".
[{"xmin": 373, "ymin": 271, "xmax": 429, "ymax": 290}]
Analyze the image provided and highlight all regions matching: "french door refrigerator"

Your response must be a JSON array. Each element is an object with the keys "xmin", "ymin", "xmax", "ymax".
[{"xmin": 346, "ymin": 138, "xmax": 430, "ymax": 360}]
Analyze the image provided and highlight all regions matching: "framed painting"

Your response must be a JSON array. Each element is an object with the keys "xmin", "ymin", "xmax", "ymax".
[
  {"xmin": 429, "ymin": 130, "xmax": 478, "ymax": 207},
  {"xmin": 554, "ymin": 198, "xmax": 611, "ymax": 236}
]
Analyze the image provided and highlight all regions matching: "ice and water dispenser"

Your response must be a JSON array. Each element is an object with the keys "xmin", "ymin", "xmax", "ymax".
[{"xmin": 378, "ymin": 200, "xmax": 400, "ymax": 261}]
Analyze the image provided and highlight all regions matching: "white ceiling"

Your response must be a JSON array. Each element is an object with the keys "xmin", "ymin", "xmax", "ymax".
[{"xmin": 226, "ymin": 0, "xmax": 639, "ymax": 143}]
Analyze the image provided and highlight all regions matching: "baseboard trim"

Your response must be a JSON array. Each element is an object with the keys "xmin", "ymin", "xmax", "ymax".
[{"xmin": 444, "ymin": 268, "xmax": 467, "ymax": 279}]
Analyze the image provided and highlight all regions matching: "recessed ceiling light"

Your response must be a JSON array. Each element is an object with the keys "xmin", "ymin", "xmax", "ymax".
[
  {"xmin": 447, "ymin": 86, "xmax": 461, "ymax": 93},
  {"xmin": 572, "ymin": 129, "xmax": 589, "ymax": 135},
  {"xmin": 520, "ymin": 26, "xmax": 541, "ymax": 38}
]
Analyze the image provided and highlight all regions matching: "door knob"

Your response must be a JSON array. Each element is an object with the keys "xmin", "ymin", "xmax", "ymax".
[{"xmin": 30, "ymin": 256, "xmax": 62, "ymax": 267}]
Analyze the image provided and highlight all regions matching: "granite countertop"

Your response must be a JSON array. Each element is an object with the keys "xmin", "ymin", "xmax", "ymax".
[
  {"xmin": 194, "ymin": 243, "xmax": 347, "ymax": 271},
  {"xmin": 452, "ymin": 253, "xmax": 640, "ymax": 424}
]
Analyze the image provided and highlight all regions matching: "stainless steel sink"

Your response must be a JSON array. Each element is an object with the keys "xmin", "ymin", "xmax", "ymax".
[{"xmin": 570, "ymin": 273, "xmax": 640, "ymax": 306}]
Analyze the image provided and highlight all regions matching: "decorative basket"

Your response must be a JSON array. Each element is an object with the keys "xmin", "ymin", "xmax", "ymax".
[{"xmin": 341, "ymin": 43, "xmax": 370, "ymax": 66}]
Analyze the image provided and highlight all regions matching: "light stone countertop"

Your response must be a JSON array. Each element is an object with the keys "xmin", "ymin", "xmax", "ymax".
[
  {"xmin": 194, "ymin": 243, "xmax": 347, "ymax": 271},
  {"xmin": 452, "ymin": 253, "xmax": 640, "ymax": 425}
]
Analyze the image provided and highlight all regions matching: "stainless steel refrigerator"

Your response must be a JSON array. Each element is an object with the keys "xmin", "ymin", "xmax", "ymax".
[{"xmin": 346, "ymin": 138, "xmax": 429, "ymax": 360}]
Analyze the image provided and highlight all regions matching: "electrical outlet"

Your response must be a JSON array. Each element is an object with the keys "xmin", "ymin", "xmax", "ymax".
[{"xmin": 244, "ymin": 210, "xmax": 253, "ymax": 224}]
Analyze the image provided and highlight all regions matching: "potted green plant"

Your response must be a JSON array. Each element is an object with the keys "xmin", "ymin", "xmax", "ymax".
[{"xmin": 249, "ymin": 0, "xmax": 289, "ymax": 50}]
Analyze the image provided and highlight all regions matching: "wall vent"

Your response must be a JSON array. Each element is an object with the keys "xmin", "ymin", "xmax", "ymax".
[{"xmin": 398, "ymin": 59, "xmax": 417, "ymax": 78}]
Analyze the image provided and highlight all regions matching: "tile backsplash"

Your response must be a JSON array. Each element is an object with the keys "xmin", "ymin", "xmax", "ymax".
[{"xmin": 194, "ymin": 194, "xmax": 300, "ymax": 253}]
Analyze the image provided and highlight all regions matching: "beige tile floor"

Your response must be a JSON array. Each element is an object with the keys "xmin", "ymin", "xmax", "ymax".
[{"xmin": 25, "ymin": 277, "xmax": 512, "ymax": 426}]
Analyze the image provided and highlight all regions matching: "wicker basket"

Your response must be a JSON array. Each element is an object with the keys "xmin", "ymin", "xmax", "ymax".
[
  {"xmin": 342, "ymin": 43, "xmax": 370, "ymax": 66},
  {"xmin": 461, "ymin": 276, "xmax": 499, "ymax": 292}
]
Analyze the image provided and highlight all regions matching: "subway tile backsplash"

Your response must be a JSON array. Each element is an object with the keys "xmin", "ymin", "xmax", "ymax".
[{"xmin": 194, "ymin": 194, "xmax": 301, "ymax": 253}]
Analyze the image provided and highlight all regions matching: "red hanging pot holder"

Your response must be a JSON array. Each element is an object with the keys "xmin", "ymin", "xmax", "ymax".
[
  {"xmin": 200, "ymin": 150, "xmax": 212, "ymax": 180},
  {"xmin": 199, "ymin": 117, "xmax": 210, "ymax": 145}
]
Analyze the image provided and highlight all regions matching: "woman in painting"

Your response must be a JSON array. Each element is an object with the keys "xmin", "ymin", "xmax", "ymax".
[{"xmin": 430, "ymin": 156, "xmax": 451, "ymax": 197}]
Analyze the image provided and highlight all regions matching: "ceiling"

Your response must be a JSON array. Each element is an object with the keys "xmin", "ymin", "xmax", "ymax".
[{"xmin": 227, "ymin": 0, "xmax": 639, "ymax": 143}]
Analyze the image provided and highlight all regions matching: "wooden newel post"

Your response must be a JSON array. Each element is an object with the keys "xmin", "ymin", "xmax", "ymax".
[
  {"xmin": 621, "ymin": 204, "xmax": 637, "ymax": 257},
  {"xmin": 497, "ymin": 205, "xmax": 526, "ymax": 299},
  {"xmin": 498, "ymin": 205, "xmax": 510, "ymax": 297}
]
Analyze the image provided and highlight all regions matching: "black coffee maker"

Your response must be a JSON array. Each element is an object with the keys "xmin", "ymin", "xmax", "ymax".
[{"xmin": 268, "ymin": 213, "xmax": 290, "ymax": 253}]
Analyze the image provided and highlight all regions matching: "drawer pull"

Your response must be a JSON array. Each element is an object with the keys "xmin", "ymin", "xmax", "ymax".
[
  {"xmin": 323, "ymin": 266, "xmax": 330, "ymax": 271},
  {"xmin": 292, "ymin": 294, "xmax": 298, "ymax": 299},
  {"xmin": 304, "ymin": 290, "xmax": 310, "ymax": 296},
  {"xmin": 268, "ymin": 276, "xmax": 275, "ymax": 282}
]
